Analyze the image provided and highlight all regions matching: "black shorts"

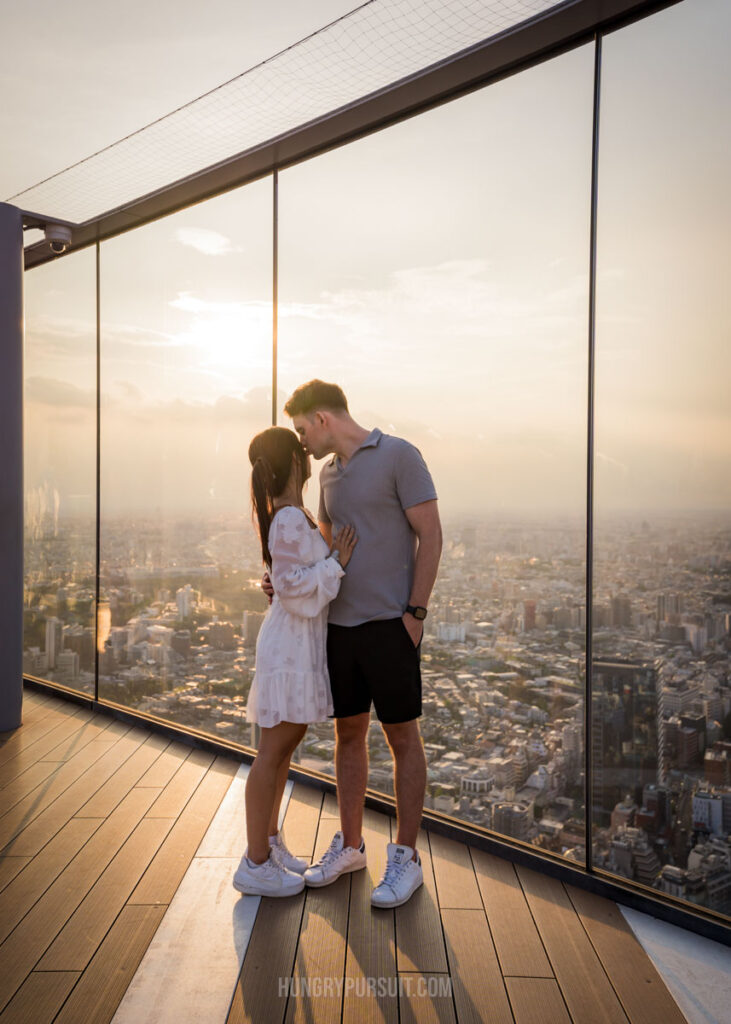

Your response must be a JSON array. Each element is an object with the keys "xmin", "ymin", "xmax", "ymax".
[{"xmin": 326, "ymin": 617, "xmax": 422, "ymax": 724}]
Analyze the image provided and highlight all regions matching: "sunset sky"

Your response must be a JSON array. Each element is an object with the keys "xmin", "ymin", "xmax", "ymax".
[{"xmin": 11, "ymin": 0, "xmax": 730, "ymax": 521}]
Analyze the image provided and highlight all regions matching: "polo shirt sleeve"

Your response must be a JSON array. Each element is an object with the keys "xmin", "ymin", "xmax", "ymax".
[
  {"xmin": 317, "ymin": 482, "xmax": 331, "ymax": 525},
  {"xmin": 394, "ymin": 441, "xmax": 438, "ymax": 510}
]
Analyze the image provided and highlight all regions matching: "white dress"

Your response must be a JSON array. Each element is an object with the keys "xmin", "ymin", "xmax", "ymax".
[{"xmin": 246, "ymin": 505, "xmax": 344, "ymax": 727}]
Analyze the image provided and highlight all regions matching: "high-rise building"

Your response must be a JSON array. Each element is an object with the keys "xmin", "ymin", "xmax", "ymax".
[
  {"xmin": 493, "ymin": 802, "xmax": 531, "ymax": 841},
  {"xmin": 176, "ymin": 584, "xmax": 194, "ymax": 620},
  {"xmin": 55, "ymin": 650, "xmax": 80, "ymax": 683},
  {"xmin": 45, "ymin": 616, "xmax": 63, "ymax": 670},
  {"xmin": 522, "ymin": 600, "xmax": 536, "ymax": 632},
  {"xmin": 592, "ymin": 660, "xmax": 659, "ymax": 808},
  {"xmin": 242, "ymin": 611, "xmax": 265, "ymax": 645}
]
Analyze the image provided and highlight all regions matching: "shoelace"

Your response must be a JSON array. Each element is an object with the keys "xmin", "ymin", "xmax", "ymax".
[
  {"xmin": 379, "ymin": 858, "xmax": 409, "ymax": 890},
  {"xmin": 318, "ymin": 835, "xmax": 346, "ymax": 866}
]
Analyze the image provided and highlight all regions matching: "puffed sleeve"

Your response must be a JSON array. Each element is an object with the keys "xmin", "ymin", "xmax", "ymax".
[{"xmin": 269, "ymin": 507, "xmax": 344, "ymax": 618}]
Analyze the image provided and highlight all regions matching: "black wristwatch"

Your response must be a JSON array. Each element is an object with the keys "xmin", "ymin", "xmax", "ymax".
[{"xmin": 405, "ymin": 604, "xmax": 428, "ymax": 621}]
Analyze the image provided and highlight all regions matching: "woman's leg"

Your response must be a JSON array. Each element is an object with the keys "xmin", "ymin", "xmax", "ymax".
[
  {"xmin": 246, "ymin": 721, "xmax": 307, "ymax": 863},
  {"xmin": 267, "ymin": 727, "xmax": 305, "ymax": 838}
]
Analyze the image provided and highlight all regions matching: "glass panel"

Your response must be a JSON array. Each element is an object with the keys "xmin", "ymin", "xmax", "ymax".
[
  {"xmin": 98, "ymin": 181, "xmax": 273, "ymax": 747},
  {"xmin": 23, "ymin": 249, "xmax": 97, "ymax": 695},
  {"xmin": 593, "ymin": 0, "xmax": 731, "ymax": 920},
  {"xmin": 279, "ymin": 44, "xmax": 593, "ymax": 855}
]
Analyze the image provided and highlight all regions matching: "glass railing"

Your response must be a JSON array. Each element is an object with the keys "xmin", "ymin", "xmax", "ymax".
[{"xmin": 22, "ymin": 0, "xmax": 730, "ymax": 929}]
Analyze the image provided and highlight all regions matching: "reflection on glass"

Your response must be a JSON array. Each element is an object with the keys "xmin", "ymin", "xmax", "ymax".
[
  {"xmin": 23, "ymin": 249, "xmax": 97, "ymax": 694},
  {"xmin": 98, "ymin": 181, "xmax": 273, "ymax": 746},
  {"xmin": 593, "ymin": 0, "xmax": 731, "ymax": 920},
  {"xmin": 280, "ymin": 44, "xmax": 593, "ymax": 854}
]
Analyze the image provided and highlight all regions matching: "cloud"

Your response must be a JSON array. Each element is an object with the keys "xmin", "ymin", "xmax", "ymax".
[
  {"xmin": 168, "ymin": 292, "xmax": 269, "ymax": 317},
  {"xmin": 175, "ymin": 228, "xmax": 240, "ymax": 255},
  {"xmin": 279, "ymin": 258, "xmax": 588, "ymax": 350},
  {"xmin": 25, "ymin": 376, "xmax": 94, "ymax": 408}
]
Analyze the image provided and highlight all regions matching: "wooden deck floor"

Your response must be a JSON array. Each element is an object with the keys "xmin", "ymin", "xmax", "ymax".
[{"xmin": 1, "ymin": 687, "xmax": 688, "ymax": 1024}]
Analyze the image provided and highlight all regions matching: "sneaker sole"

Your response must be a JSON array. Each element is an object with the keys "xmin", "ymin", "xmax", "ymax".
[
  {"xmin": 304, "ymin": 861, "xmax": 367, "ymax": 888},
  {"xmin": 371, "ymin": 879, "xmax": 423, "ymax": 908},
  {"xmin": 233, "ymin": 878, "xmax": 305, "ymax": 897}
]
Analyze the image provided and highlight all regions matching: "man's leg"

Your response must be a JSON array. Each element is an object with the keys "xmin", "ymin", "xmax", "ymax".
[
  {"xmin": 381, "ymin": 719, "xmax": 427, "ymax": 852},
  {"xmin": 335, "ymin": 712, "xmax": 370, "ymax": 848}
]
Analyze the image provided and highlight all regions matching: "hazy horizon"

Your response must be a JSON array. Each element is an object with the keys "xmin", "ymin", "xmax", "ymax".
[{"xmin": 23, "ymin": 0, "xmax": 730, "ymax": 521}]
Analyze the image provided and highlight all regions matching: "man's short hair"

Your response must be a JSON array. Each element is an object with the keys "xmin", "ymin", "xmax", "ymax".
[{"xmin": 284, "ymin": 380, "xmax": 349, "ymax": 418}]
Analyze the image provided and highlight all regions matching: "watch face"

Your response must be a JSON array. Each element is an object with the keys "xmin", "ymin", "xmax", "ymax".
[{"xmin": 414, "ymin": 607, "xmax": 427, "ymax": 620}]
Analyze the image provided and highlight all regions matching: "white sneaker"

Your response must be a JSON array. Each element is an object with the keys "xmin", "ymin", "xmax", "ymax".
[
  {"xmin": 303, "ymin": 831, "xmax": 367, "ymax": 888},
  {"xmin": 371, "ymin": 843, "xmax": 423, "ymax": 908},
  {"xmin": 233, "ymin": 850, "xmax": 305, "ymax": 897},
  {"xmin": 269, "ymin": 832, "xmax": 308, "ymax": 874}
]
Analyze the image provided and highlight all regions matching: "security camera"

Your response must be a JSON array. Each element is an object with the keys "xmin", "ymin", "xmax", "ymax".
[{"xmin": 44, "ymin": 223, "xmax": 73, "ymax": 255}]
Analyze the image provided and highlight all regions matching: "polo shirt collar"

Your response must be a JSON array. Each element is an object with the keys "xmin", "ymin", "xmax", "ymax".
[
  {"xmin": 328, "ymin": 428, "xmax": 382, "ymax": 468},
  {"xmin": 360, "ymin": 428, "xmax": 382, "ymax": 449}
]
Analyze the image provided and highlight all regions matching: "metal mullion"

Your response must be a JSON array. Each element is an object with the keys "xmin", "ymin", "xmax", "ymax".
[
  {"xmin": 272, "ymin": 170, "xmax": 278, "ymax": 427},
  {"xmin": 94, "ymin": 241, "xmax": 101, "ymax": 703},
  {"xmin": 584, "ymin": 32, "xmax": 602, "ymax": 876}
]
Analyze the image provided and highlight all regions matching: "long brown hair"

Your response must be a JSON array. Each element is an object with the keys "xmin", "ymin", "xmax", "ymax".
[{"xmin": 249, "ymin": 427, "xmax": 309, "ymax": 567}]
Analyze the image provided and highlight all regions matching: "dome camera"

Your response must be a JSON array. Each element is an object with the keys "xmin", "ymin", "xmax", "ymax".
[{"xmin": 44, "ymin": 223, "xmax": 73, "ymax": 255}]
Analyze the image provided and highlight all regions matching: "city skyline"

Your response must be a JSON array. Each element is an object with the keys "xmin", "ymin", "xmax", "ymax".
[{"xmin": 23, "ymin": 506, "xmax": 731, "ymax": 920}]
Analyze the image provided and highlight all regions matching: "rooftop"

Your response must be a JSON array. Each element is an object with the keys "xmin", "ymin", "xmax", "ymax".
[{"xmin": 2, "ymin": 686, "xmax": 722, "ymax": 1023}]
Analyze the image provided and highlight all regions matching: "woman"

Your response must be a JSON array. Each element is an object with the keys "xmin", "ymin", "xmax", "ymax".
[{"xmin": 233, "ymin": 426, "xmax": 356, "ymax": 896}]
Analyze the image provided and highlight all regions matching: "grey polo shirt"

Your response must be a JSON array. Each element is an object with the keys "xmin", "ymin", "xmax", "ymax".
[{"xmin": 317, "ymin": 429, "xmax": 437, "ymax": 627}]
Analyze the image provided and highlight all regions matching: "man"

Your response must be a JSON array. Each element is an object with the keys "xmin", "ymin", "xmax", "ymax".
[{"xmin": 274, "ymin": 379, "xmax": 442, "ymax": 908}]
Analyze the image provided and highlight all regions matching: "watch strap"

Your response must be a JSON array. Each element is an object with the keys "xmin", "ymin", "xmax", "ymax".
[{"xmin": 405, "ymin": 604, "xmax": 428, "ymax": 620}]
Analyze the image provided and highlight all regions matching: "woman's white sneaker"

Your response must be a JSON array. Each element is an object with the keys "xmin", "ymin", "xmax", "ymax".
[
  {"xmin": 303, "ymin": 831, "xmax": 367, "ymax": 887},
  {"xmin": 233, "ymin": 850, "xmax": 305, "ymax": 897},
  {"xmin": 269, "ymin": 832, "xmax": 308, "ymax": 874},
  {"xmin": 371, "ymin": 843, "xmax": 423, "ymax": 908}
]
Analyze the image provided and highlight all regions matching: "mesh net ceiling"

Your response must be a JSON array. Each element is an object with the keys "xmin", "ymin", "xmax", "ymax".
[{"xmin": 9, "ymin": 0, "xmax": 564, "ymax": 225}]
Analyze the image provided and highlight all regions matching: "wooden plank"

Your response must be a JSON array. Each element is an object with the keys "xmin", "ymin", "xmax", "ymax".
[
  {"xmin": 192, "ymin": 763, "xmax": 246, "ymax": 859},
  {"xmin": 0, "ymin": 786, "xmax": 159, "ymax": 1014},
  {"xmin": 471, "ymin": 848, "xmax": 552, "ymax": 978},
  {"xmin": 396, "ymin": 826, "xmax": 449, "ymax": 974},
  {"xmin": 398, "ymin": 973, "xmax": 456, "ymax": 1024},
  {"xmin": 0, "ymin": 705, "xmax": 93, "ymax": 779},
  {"xmin": 428, "ymin": 832, "xmax": 482, "ymax": 909},
  {"xmin": 0, "ymin": 817, "xmax": 102, "ymax": 945},
  {"xmin": 0, "ymin": 731, "xmax": 124, "ymax": 853},
  {"xmin": 0, "ymin": 970, "xmax": 80, "ymax": 1024},
  {"xmin": 0, "ymin": 759, "xmax": 59, "ymax": 813},
  {"xmin": 144, "ymin": 748, "xmax": 213, "ymax": 817},
  {"xmin": 0, "ymin": 703, "xmax": 91, "ymax": 769},
  {"xmin": 227, "ymin": 892, "xmax": 306, "ymax": 1024},
  {"xmin": 129, "ymin": 756, "xmax": 238, "ymax": 905},
  {"xmin": 76, "ymin": 733, "xmax": 170, "ymax": 818},
  {"xmin": 516, "ymin": 867, "xmax": 629, "ymax": 1024},
  {"xmin": 17, "ymin": 693, "xmax": 60, "ymax": 722},
  {"xmin": 344, "ymin": 807, "xmax": 398, "ymax": 1024},
  {"xmin": 135, "ymin": 739, "xmax": 192, "ymax": 788},
  {"xmin": 40, "ymin": 713, "xmax": 129, "ymax": 761},
  {"xmin": 281, "ymin": 780, "xmax": 322, "ymax": 860},
  {"xmin": 39, "ymin": 816, "xmax": 174, "ymax": 971},
  {"xmin": 0, "ymin": 856, "xmax": 30, "ymax": 893},
  {"xmin": 285, "ymin": 874, "xmax": 350, "ymax": 1024},
  {"xmin": 53, "ymin": 904, "xmax": 167, "ymax": 1024},
  {"xmin": 441, "ymin": 908, "xmax": 513, "ymax": 1024},
  {"xmin": 112, "ymin": 855, "xmax": 258, "ymax": 1024},
  {"xmin": 0, "ymin": 718, "xmax": 130, "ymax": 826},
  {"xmin": 322, "ymin": 791, "xmax": 339, "ymax": 818},
  {"xmin": 1, "ymin": 727, "xmax": 145, "ymax": 857},
  {"xmin": 566, "ymin": 886, "xmax": 688, "ymax": 1024},
  {"xmin": 506, "ymin": 978, "xmax": 571, "ymax": 1024}
]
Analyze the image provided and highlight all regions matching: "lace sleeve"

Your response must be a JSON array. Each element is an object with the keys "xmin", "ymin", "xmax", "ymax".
[{"xmin": 269, "ymin": 507, "xmax": 344, "ymax": 618}]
